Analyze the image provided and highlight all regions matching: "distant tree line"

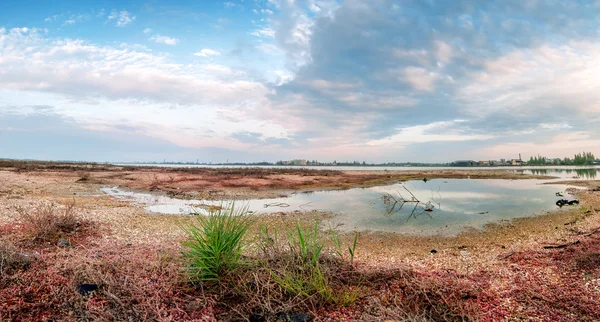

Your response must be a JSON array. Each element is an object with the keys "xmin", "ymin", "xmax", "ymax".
[{"xmin": 528, "ymin": 151, "xmax": 597, "ymax": 165}]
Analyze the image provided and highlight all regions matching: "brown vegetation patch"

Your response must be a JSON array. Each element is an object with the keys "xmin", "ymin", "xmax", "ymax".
[
  {"xmin": 16, "ymin": 201, "xmax": 81, "ymax": 242},
  {"xmin": 0, "ymin": 243, "xmax": 33, "ymax": 277}
]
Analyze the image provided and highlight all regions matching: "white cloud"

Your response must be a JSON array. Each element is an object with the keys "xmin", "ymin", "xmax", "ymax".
[
  {"xmin": 0, "ymin": 28, "xmax": 289, "ymax": 151},
  {"xmin": 143, "ymin": 28, "xmax": 152, "ymax": 34},
  {"xmin": 460, "ymin": 42, "xmax": 600, "ymax": 118},
  {"xmin": 401, "ymin": 67, "xmax": 438, "ymax": 91},
  {"xmin": 194, "ymin": 48, "xmax": 221, "ymax": 57},
  {"xmin": 108, "ymin": 10, "xmax": 135, "ymax": 27},
  {"xmin": 256, "ymin": 43, "xmax": 282, "ymax": 55},
  {"xmin": 479, "ymin": 131, "xmax": 600, "ymax": 160},
  {"xmin": 0, "ymin": 29, "xmax": 266, "ymax": 107},
  {"xmin": 44, "ymin": 15, "xmax": 59, "ymax": 22},
  {"xmin": 149, "ymin": 34, "xmax": 179, "ymax": 45},
  {"xmin": 63, "ymin": 14, "xmax": 89, "ymax": 26},
  {"xmin": 539, "ymin": 123, "xmax": 572, "ymax": 130},
  {"xmin": 366, "ymin": 121, "xmax": 494, "ymax": 147},
  {"xmin": 434, "ymin": 40, "xmax": 452, "ymax": 64},
  {"xmin": 250, "ymin": 27, "xmax": 275, "ymax": 38}
]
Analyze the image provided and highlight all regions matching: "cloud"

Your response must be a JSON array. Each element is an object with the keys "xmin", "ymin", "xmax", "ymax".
[
  {"xmin": 149, "ymin": 34, "xmax": 179, "ymax": 45},
  {"xmin": 250, "ymin": 27, "xmax": 275, "ymax": 38},
  {"xmin": 256, "ymin": 43, "xmax": 282, "ymax": 55},
  {"xmin": 256, "ymin": 0, "xmax": 600, "ymax": 160},
  {"xmin": 194, "ymin": 48, "xmax": 221, "ymax": 57},
  {"xmin": 0, "ymin": 28, "xmax": 290, "ymax": 155},
  {"xmin": 5, "ymin": 0, "xmax": 600, "ymax": 162},
  {"xmin": 63, "ymin": 14, "xmax": 89, "ymax": 26},
  {"xmin": 365, "ymin": 121, "xmax": 494, "ymax": 147},
  {"xmin": 143, "ymin": 28, "xmax": 152, "ymax": 34},
  {"xmin": 460, "ymin": 42, "xmax": 600, "ymax": 121},
  {"xmin": 0, "ymin": 28, "xmax": 265, "ymax": 107},
  {"xmin": 44, "ymin": 15, "xmax": 59, "ymax": 22},
  {"xmin": 224, "ymin": 2, "xmax": 241, "ymax": 8},
  {"xmin": 108, "ymin": 10, "xmax": 135, "ymax": 27},
  {"xmin": 401, "ymin": 67, "xmax": 438, "ymax": 92},
  {"xmin": 0, "ymin": 108, "xmax": 264, "ymax": 162}
]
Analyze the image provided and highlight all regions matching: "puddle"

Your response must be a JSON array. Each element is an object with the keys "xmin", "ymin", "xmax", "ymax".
[{"xmin": 101, "ymin": 178, "xmax": 581, "ymax": 236}]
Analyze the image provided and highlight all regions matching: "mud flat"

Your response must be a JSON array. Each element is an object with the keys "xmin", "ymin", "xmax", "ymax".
[{"xmin": 0, "ymin": 160, "xmax": 555, "ymax": 200}]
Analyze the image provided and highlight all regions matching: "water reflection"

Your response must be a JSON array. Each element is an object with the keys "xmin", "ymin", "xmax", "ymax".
[
  {"xmin": 513, "ymin": 168, "xmax": 597, "ymax": 180},
  {"xmin": 102, "ymin": 178, "xmax": 580, "ymax": 236}
]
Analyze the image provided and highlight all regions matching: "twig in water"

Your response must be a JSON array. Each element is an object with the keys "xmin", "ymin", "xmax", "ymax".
[{"xmin": 263, "ymin": 202, "xmax": 290, "ymax": 208}]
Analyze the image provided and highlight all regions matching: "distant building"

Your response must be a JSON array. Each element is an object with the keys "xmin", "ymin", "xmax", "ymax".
[
  {"xmin": 510, "ymin": 159, "xmax": 523, "ymax": 166},
  {"xmin": 478, "ymin": 160, "xmax": 490, "ymax": 166}
]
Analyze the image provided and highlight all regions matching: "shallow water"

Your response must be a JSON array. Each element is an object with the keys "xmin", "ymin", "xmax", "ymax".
[
  {"xmin": 510, "ymin": 168, "xmax": 598, "ymax": 180},
  {"xmin": 101, "ymin": 178, "xmax": 579, "ymax": 236}
]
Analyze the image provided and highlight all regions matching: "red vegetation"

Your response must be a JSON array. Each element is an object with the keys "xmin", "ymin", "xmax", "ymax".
[{"xmin": 3, "ymin": 213, "xmax": 600, "ymax": 321}]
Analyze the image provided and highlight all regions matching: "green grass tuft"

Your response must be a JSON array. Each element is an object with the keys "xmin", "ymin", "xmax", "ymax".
[{"xmin": 182, "ymin": 203, "xmax": 253, "ymax": 281}]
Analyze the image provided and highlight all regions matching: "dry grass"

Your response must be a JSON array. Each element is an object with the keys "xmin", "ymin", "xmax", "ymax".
[
  {"xmin": 16, "ymin": 201, "xmax": 81, "ymax": 242},
  {"xmin": 0, "ymin": 243, "xmax": 33, "ymax": 277}
]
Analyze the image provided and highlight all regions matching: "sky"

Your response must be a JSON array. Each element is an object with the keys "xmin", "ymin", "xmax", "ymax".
[{"xmin": 1, "ymin": 0, "xmax": 600, "ymax": 163}]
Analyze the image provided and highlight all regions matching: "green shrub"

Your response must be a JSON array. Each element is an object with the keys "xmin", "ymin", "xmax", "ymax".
[{"xmin": 182, "ymin": 203, "xmax": 253, "ymax": 281}]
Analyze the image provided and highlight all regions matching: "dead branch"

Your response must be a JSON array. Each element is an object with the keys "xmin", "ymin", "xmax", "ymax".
[{"xmin": 542, "ymin": 240, "xmax": 580, "ymax": 249}]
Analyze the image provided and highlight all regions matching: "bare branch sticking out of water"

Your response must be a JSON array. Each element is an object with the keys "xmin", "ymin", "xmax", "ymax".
[
  {"xmin": 263, "ymin": 202, "xmax": 290, "ymax": 208},
  {"xmin": 381, "ymin": 185, "xmax": 436, "ymax": 222}
]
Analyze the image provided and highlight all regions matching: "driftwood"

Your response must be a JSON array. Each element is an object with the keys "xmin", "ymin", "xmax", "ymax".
[
  {"xmin": 581, "ymin": 226, "xmax": 600, "ymax": 237},
  {"xmin": 382, "ymin": 185, "xmax": 435, "ymax": 221},
  {"xmin": 542, "ymin": 240, "xmax": 580, "ymax": 249},
  {"xmin": 263, "ymin": 202, "xmax": 290, "ymax": 208}
]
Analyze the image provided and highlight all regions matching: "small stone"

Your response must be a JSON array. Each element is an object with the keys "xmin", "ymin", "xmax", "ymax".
[
  {"xmin": 275, "ymin": 312, "xmax": 313, "ymax": 322},
  {"xmin": 57, "ymin": 238, "xmax": 71, "ymax": 248},
  {"xmin": 430, "ymin": 249, "xmax": 437, "ymax": 254},
  {"xmin": 77, "ymin": 283, "xmax": 99, "ymax": 295}
]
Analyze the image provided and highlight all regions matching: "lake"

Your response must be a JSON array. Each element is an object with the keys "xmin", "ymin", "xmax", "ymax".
[{"xmin": 101, "ymin": 177, "xmax": 580, "ymax": 236}]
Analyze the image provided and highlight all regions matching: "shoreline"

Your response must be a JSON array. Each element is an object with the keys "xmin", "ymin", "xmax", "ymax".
[{"xmin": 1, "ymin": 160, "xmax": 559, "ymax": 200}]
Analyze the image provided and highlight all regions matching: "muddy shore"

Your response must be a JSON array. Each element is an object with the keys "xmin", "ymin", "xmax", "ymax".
[
  {"xmin": 2, "ymin": 163, "xmax": 600, "ymax": 320},
  {"xmin": 0, "ymin": 160, "xmax": 556, "ymax": 200}
]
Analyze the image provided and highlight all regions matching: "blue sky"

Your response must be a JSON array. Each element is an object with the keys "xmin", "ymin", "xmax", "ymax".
[{"xmin": 1, "ymin": 0, "xmax": 600, "ymax": 163}]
